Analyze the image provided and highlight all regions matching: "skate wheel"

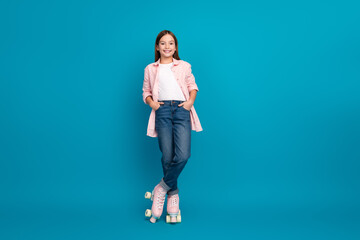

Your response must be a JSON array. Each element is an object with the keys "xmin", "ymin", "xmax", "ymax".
[
  {"xmin": 145, "ymin": 209, "xmax": 152, "ymax": 217},
  {"xmin": 177, "ymin": 214, "xmax": 181, "ymax": 223},
  {"xmin": 166, "ymin": 214, "xmax": 170, "ymax": 223},
  {"xmin": 145, "ymin": 192, "xmax": 152, "ymax": 199}
]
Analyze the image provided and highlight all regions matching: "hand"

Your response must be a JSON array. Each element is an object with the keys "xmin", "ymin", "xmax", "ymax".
[
  {"xmin": 150, "ymin": 101, "xmax": 164, "ymax": 111},
  {"xmin": 178, "ymin": 100, "xmax": 193, "ymax": 111}
]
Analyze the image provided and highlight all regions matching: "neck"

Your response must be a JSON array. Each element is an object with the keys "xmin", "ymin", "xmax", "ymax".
[{"xmin": 160, "ymin": 56, "xmax": 173, "ymax": 64}]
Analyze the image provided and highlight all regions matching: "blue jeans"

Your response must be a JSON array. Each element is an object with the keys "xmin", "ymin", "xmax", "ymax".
[{"xmin": 155, "ymin": 100, "xmax": 191, "ymax": 196}]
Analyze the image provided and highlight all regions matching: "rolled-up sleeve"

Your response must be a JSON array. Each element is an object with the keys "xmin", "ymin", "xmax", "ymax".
[
  {"xmin": 142, "ymin": 66, "xmax": 152, "ymax": 104},
  {"xmin": 185, "ymin": 63, "xmax": 199, "ymax": 93}
]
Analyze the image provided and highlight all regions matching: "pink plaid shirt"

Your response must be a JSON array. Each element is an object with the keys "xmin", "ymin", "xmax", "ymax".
[{"xmin": 142, "ymin": 58, "xmax": 203, "ymax": 137}]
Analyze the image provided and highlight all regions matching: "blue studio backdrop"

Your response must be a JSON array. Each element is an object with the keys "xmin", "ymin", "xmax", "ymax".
[{"xmin": 0, "ymin": 0, "xmax": 359, "ymax": 239}]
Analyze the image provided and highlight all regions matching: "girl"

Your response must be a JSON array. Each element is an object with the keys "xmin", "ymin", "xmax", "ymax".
[{"xmin": 142, "ymin": 30, "xmax": 203, "ymax": 223}]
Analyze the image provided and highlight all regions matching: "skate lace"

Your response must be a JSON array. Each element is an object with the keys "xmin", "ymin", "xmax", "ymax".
[
  {"xmin": 156, "ymin": 190, "xmax": 166, "ymax": 209},
  {"xmin": 170, "ymin": 195, "xmax": 177, "ymax": 206},
  {"xmin": 171, "ymin": 197, "xmax": 177, "ymax": 206}
]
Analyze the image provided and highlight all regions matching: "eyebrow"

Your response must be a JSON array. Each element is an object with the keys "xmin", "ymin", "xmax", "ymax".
[{"xmin": 160, "ymin": 40, "xmax": 175, "ymax": 42}]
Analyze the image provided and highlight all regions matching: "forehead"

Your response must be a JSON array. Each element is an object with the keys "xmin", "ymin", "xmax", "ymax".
[{"xmin": 159, "ymin": 34, "xmax": 175, "ymax": 42}]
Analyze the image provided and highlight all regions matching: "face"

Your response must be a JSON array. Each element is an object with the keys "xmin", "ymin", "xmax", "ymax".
[{"xmin": 156, "ymin": 34, "xmax": 176, "ymax": 58}]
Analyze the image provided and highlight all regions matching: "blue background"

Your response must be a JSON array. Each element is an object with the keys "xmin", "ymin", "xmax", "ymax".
[{"xmin": 1, "ymin": 0, "xmax": 359, "ymax": 239}]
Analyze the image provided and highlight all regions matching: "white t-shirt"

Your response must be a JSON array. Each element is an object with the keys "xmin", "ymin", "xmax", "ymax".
[{"xmin": 158, "ymin": 62, "xmax": 186, "ymax": 101}]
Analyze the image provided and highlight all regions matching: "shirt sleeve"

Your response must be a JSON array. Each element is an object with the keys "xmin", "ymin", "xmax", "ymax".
[
  {"xmin": 142, "ymin": 66, "xmax": 152, "ymax": 104},
  {"xmin": 185, "ymin": 63, "xmax": 199, "ymax": 93}
]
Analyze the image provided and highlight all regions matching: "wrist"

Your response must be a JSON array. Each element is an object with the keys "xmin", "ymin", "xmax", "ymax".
[
  {"xmin": 146, "ymin": 96, "xmax": 153, "ymax": 104},
  {"xmin": 147, "ymin": 98, "xmax": 154, "ymax": 106}
]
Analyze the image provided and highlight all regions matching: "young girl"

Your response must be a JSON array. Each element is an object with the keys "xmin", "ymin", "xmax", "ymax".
[{"xmin": 142, "ymin": 30, "xmax": 203, "ymax": 223}]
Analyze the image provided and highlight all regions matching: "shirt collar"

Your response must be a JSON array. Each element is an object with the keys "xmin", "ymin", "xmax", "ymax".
[{"xmin": 153, "ymin": 58, "xmax": 180, "ymax": 66}]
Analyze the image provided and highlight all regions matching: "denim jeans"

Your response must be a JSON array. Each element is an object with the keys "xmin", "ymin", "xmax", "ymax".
[{"xmin": 155, "ymin": 100, "xmax": 191, "ymax": 196}]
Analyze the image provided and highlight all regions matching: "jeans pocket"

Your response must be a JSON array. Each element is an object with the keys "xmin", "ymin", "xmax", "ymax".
[
  {"xmin": 182, "ymin": 106, "xmax": 191, "ymax": 112},
  {"xmin": 155, "ymin": 105, "xmax": 162, "ymax": 112}
]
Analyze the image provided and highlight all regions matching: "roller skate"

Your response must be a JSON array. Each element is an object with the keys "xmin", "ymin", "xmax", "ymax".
[
  {"xmin": 166, "ymin": 193, "xmax": 181, "ymax": 223},
  {"xmin": 144, "ymin": 183, "xmax": 167, "ymax": 223}
]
